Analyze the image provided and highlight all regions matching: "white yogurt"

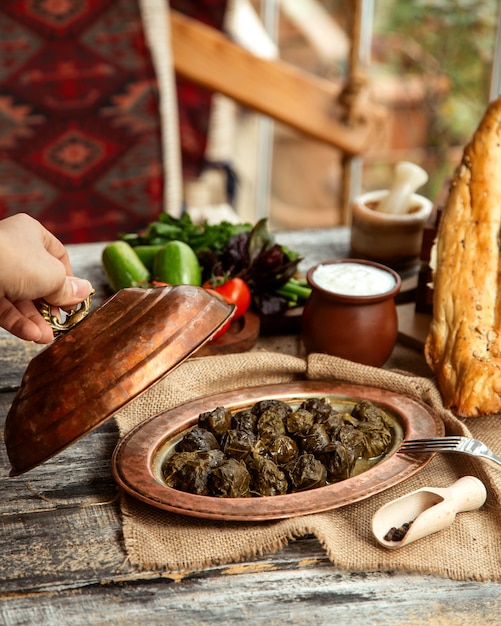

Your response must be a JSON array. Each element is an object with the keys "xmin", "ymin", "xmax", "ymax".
[{"xmin": 312, "ymin": 262, "xmax": 396, "ymax": 296}]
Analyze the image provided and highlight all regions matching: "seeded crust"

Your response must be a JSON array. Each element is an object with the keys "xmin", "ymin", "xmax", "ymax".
[{"xmin": 424, "ymin": 96, "xmax": 501, "ymax": 417}]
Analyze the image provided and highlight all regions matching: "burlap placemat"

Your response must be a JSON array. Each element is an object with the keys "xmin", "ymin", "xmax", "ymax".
[{"xmin": 114, "ymin": 351, "xmax": 501, "ymax": 581}]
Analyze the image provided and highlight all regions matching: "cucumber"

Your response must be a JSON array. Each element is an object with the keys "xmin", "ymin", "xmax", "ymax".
[
  {"xmin": 102, "ymin": 241, "xmax": 151, "ymax": 291},
  {"xmin": 133, "ymin": 244, "xmax": 164, "ymax": 271},
  {"xmin": 153, "ymin": 240, "xmax": 202, "ymax": 286}
]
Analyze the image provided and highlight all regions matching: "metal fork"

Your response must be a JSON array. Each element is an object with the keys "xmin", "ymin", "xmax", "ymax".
[{"xmin": 398, "ymin": 436, "xmax": 501, "ymax": 468}]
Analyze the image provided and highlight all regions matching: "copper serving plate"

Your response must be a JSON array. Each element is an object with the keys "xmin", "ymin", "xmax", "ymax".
[{"xmin": 112, "ymin": 380, "xmax": 444, "ymax": 521}]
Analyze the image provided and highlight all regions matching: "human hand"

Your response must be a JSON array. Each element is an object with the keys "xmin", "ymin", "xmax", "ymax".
[{"xmin": 0, "ymin": 214, "xmax": 93, "ymax": 343}]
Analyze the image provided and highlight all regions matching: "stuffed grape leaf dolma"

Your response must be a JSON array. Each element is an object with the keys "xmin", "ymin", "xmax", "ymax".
[
  {"xmin": 300, "ymin": 397, "xmax": 335, "ymax": 422},
  {"xmin": 337, "ymin": 422, "xmax": 366, "ymax": 459},
  {"xmin": 160, "ymin": 396, "xmax": 396, "ymax": 498},
  {"xmin": 178, "ymin": 427, "xmax": 220, "ymax": 452},
  {"xmin": 320, "ymin": 441, "xmax": 357, "ymax": 481},
  {"xmin": 264, "ymin": 434, "xmax": 299, "ymax": 466},
  {"xmin": 351, "ymin": 400, "xmax": 393, "ymax": 458},
  {"xmin": 322, "ymin": 411, "xmax": 344, "ymax": 439},
  {"xmin": 247, "ymin": 455, "xmax": 288, "ymax": 496},
  {"xmin": 210, "ymin": 458, "xmax": 251, "ymax": 498},
  {"xmin": 299, "ymin": 422, "xmax": 330, "ymax": 455},
  {"xmin": 285, "ymin": 408, "xmax": 315, "ymax": 436},
  {"xmin": 231, "ymin": 409, "xmax": 258, "ymax": 434},
  {"xmin": 256, "ymin": 410, "xmax": 286, "ymax": 443},
  {"xmin": 198, "ymin": 406, "xmax": 232, "ymax": 439},
  {"xmin": 163, "ymin": 449, "xmax": 225, "ymax": 495},
  {"xmin": 252, "ymin": 399, "xmax": 292, "ymax": 419},
  {"xmin": 287, "ymin": 453, "xmax": 327, "ymax": 491},
  {"xmin": 221, "ymin": 429, "xmax": 257, "ymax": 461}
]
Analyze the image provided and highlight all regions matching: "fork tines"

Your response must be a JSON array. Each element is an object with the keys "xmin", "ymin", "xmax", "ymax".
[{"xmin": 399, "ymin": 436, "xmax": 463, "ymax": 451}]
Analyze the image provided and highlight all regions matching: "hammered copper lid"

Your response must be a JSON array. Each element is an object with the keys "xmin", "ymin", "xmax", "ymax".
[{"xmin": 4, "ymin": 285, "xmax": 235, "ymax": 475}]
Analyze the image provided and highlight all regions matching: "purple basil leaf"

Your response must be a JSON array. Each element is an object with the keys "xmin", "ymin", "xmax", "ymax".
[{"xmin": 255, "ymin": 292, "xmax": 289, "ymax": 316}]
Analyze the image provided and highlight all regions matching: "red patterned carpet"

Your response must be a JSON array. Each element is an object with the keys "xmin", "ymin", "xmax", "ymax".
[{"xmin": 0, "ymin": 0, "xmax": 226, "ymax": 243}]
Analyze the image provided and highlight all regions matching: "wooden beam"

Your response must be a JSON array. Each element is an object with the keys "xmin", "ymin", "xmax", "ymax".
[{"xmin": 169, "ymin": 10, "xmax": 377, "ymax": 156}]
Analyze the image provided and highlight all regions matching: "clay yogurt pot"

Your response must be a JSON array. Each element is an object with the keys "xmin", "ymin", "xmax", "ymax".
[{"xmin": 301, "ymin": 259, "xmax": 402, "ymax": 367}]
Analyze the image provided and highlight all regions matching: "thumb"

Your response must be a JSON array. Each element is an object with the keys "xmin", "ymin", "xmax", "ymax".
[{"xmin": 45, "ymin": 276, "xmax": 94, "ymax": 308}]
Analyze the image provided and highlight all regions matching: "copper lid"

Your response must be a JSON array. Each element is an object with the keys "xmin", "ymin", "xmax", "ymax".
[{"xmin": 4, "ymin": 285, "xmax": 234, "ymax": 475}]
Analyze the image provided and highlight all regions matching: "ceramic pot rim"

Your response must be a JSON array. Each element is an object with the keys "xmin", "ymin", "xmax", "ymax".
[
  {"xmin": 352, "ymin": 189, "xmax": 433, "ymax": 223},
  {"xmin": 306, "ymin": 258, "xmax": 402, "ymax": 303}
]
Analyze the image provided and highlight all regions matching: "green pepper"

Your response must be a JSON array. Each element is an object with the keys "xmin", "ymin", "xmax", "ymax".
[
  {"xmin": 153, "ymin": 240, "xmax": 202, "ymax": 286},
  {"xmin": 102, "ymin": 241, "xmax": 151, "ymax": 291},
  {"xmin": 132, "ymin": 244, "xmax": 164, "ymax": 271}
]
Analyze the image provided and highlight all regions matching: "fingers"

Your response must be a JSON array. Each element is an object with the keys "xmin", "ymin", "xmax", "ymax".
[
  {"xmin": 0, "ymin": 215, "xmax": 94, "ymax": 343},
  {"xmin": 44, "ymin": 276, "xmax": 94, "ymax": 308},
  {"xmin": 0, "ymin": 279, "xmax": 93, "ymax": 344},
  {"xmin": 0, "ymin": 214, "xmax": 83, "ymax": 302},
  {"xmin": 0, "ymin": 298, "xmax": 54, "ymax": 344}
]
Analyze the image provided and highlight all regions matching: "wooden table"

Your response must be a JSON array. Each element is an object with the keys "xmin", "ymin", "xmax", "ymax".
[{"xmin": 1, "ymin": 229, "xmax": 500, "ymax": 625}]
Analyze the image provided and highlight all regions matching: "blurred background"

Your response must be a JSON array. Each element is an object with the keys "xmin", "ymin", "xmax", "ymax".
[
  {"xmin": 212, "ymin": 0, "xmax": 498, "ymax": 230},
  {"xmin": 1, "ymin": 0, "xmax": 498, "ymax": 241}
]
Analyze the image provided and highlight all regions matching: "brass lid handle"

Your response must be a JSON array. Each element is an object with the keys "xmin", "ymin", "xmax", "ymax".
[{"xmin": 38, "ymin": 291, "xmax": 95, "ymax": 336}]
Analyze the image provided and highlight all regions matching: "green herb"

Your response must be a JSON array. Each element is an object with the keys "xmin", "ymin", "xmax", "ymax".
[
  {"xmin": 275, "ymin": 278, "xmax": 311, "ymax": 304},
  {"xmin": 121, "ymin": 212, "xmax": 251, "ymax": 253}
]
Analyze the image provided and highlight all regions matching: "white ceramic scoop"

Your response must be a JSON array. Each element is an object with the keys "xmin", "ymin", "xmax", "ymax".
[
  {"xmin": 371, "ymin": 476, "xmax": 487, "ymax": 550},
  {"xmin": 376, "ymin": 161, "xmax": 429, "ymax": 215}
]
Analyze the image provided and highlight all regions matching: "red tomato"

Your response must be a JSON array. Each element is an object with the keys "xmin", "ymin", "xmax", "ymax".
[
  {"xmin": 204, "ymin": 278, "xmax": 251, "ymax": 320},
  {"xmin": 211, "ymin": 318, "xmax": 232, "ymax": 341},
  {"xmin": 203, "ymin": 288, "xmax": 233, "ymax": 341}
]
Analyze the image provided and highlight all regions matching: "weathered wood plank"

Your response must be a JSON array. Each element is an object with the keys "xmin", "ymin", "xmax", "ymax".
[
  {"xmin": 0, "ymin": 391, "xmax": 118, "ymax": 506},
  {"xmin": 0, "ymin": 389, "xmax": 126, "ymax": 593},
  {"xmin": 0, "ymin": 429, "xmax": 119, "ymax": 512},
  {"xmin": 0, "ymin": 504, "xmax": 125, "ymax": 594},
  {"xmin": 0, "ymin": 338, "xmax": 43, "ymax": 391},
  {"xmin": 0, "ymin": 556, "xmax": 500, "ymax": 626}
]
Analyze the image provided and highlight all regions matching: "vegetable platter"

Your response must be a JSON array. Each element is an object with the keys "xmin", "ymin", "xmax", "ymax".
[{"xmin": 101, "ymin": 214, "xmax": 311, "ymax": 341}]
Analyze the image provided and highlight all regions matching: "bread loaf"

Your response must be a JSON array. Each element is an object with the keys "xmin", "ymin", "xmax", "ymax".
[{"xmin": 425, "ymin": 95, "xmax": 501, "ymax": 417}]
